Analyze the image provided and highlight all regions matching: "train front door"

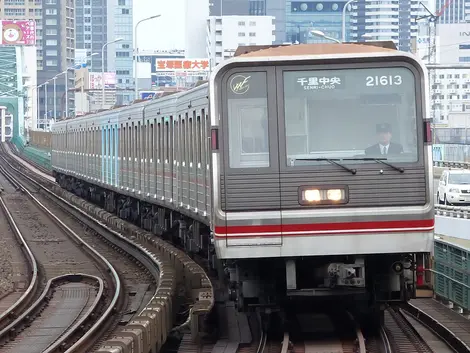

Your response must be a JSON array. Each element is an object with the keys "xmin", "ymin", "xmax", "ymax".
[{"xmin": 221, "ymin": 67, "xmax": 283, "ymax": 248}]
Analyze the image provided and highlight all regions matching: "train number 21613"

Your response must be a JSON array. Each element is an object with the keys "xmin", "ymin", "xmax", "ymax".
[{"xmin": 366, "ymin": 75, "xmax": 402, "ymax": 86}]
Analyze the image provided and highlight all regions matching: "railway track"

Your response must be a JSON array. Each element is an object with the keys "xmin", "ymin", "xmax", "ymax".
[
  {"xmin": 287, "ymin": 311, "xmax": 366, "ymax": 353},
  {"xmin": 0, "ymin": 178, "xmax": 37, "ymax": 333},
  {"xmin": 382, "ymin": 306, "xmax": 434, "ymax": 353},
  {"xmin": 2, "ymin": 159, "xmax": 160, "ymax": 349},
  {"xmin": 2, "ymin": 142, "xmax": 214, "ymax": 352},
  {"xmin": 0, "ymin": 163, "xmax": 121, "ymax": 352},
  {"xmin": 0, "ymin": 153, "xmax": 161, "ymax": 352}
]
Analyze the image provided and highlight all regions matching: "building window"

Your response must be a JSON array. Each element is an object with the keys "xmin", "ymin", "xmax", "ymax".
[
  {"xmin": 46, "ymin": 60, "xmax": 58, "ymax": 66},
  {"xmin": 238, "ymin": 32, "xmax": 246, "ymax": 37},
  {"xmin": 46, "ymin": 29, "xmax": 57, "ymax": 35},
  {"xmin": 5, "ymin": 0, "xmax": 26, "ymax": 4},
  {"xmin": 5, "ymin": 9, "xmax": 25, "ymax": 16},
  {"xmin": 122, "ymin": 9, "xmax": 130, "ymax": 14},
  {"xmin": 249, "ymin": 21, "xmax": 256, "ymax": 26},
  {"xmin": 46, "ymin": 40, "xmax": 57, "ymax": 46},
  {"xmin": 46, "ymin": 19, "xmax": 57, "ymax": 25},
  {"xmin": 46, "ymin": 50, "xmax": 58, "ymax": 56},
  {"xmin": 249, "ymin": 32, "xmax": 256, "ymax": 37},
  {"xmin": 45, "ymin": 8, "xmax": 57, "ymax": 15},
  {"xmin": 238, "ymin": 21, "xmax": 245, "ymax": 26},
  {"xmin": 118, "ymin": 0, "xmax": 125, "ymax": 4}
]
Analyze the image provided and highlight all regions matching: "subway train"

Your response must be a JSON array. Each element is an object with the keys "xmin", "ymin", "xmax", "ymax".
[{"xmin": 51, "ymin": 42, "xmax": 434, "ymax": 319}]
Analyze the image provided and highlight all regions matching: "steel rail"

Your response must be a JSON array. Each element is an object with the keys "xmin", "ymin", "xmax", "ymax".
[
  {"xmin": 0, "ymin": 162, "xmax": 122, "ymax": 352},
  {"xmin": 0, "ymin": 274, "xmax": 103, "ymax": 351},
  {"xmin": 0, "ymin": 195, "xmax": 38, "ymax": 332},
  {"xmin": 346, "ymin": 311, "xmax": 367, "ymax": 353},
  {"xmin": 43, "ymin": 274, "xmax": 105, "ymax": 353}
]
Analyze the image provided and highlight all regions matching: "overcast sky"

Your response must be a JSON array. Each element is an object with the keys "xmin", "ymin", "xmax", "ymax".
[{"xmin": 133, "ymin": 0, "xmax": 185, "ymax": 50}]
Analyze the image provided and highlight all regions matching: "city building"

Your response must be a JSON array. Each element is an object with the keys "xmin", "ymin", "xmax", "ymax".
[
  {"xmin": 74, "ymin": 66, "xmax": 117, "ymax": 115},
  {"xmin": 39, "ymin": 0, "xmax": 75, "ymax": 121},
  {"xmin": 206, "ymin": 15, "xmax": 275, "ymax": 67},
  {"xmin": 0, "ymin": 0, "xmax": 75, "ymax": 123},
  {"xmin": 430, "ymin": 23, "xmax": 470, "ymax": 122},
  {"xmin": 75, "ymin": 0, "xmax": 134, "ymax": 105},
  {"xmin": 210, "ymin": 0, "xmax": 286, "ymax": 43},
  {"xmin": 436, "ymin": 0, "xmax": 469, "ymax": 24},
  {"xmin": 286, "ymin": 1, "xmax": 353, "ymax": 44},
  {"xmin": 350, "ymin": 0, "xmax": 424, "ymax": 52}
]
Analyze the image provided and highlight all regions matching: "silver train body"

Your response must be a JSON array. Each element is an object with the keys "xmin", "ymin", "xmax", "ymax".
[{"xmin": 52, "ymin": 43, "xmax": 434, "ymax": 310}]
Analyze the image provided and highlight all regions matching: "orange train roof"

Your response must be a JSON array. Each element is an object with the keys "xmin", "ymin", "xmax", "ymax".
[{"xmin": 234, "ymin": 41, "xmax": 398, "ymax": 58}]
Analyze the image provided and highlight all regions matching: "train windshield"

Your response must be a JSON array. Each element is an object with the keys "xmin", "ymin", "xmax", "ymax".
[{"xmin": 283, "ymin": 66, "xmax": 419, "ymax": 166}]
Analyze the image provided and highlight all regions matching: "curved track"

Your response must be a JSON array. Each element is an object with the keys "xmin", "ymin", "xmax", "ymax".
[
  {"xmin": 1, "ymin": 144, "xmax": 175, "ymax": 352},
  {"xmin": 0, "ymin": 185, "xmax": 37, "ymax": 332},
  {"xmin": 381, "ymin": 307, "xmax": 435, "ymax": 353},
  {"xmin": 0, "ymin": 158, "xmax": 122, "ymax": 352},
  {"xmin": 2, "ymin": 281, "xmax": 98, "ymax": 353}
]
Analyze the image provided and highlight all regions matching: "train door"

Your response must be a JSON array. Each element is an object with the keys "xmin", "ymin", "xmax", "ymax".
[{"xmin": 221, "ymin": 67, "xmax": 282, "ymax": 247}]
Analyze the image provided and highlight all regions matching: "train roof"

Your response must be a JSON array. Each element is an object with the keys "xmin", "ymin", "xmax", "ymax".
[{"xmin": 234, "ymin": 41, "xmax": 398, "ymax": 58}]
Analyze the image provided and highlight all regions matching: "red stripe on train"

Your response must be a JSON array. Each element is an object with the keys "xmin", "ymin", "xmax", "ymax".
[{"xmin": 214, "ymin": 219, "xmax": 435, "ymax": 238}]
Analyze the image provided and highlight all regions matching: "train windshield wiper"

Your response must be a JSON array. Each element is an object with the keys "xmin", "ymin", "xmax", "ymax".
[
  {"xmin": 343, "ymin": 157, "xmax": 404, "ymax": 173},
  {"xmin": 295, "ymin": 158, "xmax": 357, "ymax": 175}
]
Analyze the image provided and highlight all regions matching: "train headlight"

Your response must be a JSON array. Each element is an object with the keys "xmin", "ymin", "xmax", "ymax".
[
  {"xmin": 327, "ymin": 189, "xmax": 343, "ymax": 201},
  {"xmin": 299, "ymin": 186, "xmax": 348, "ymax": 205},
  {"xmin": 303, "ymin": 189, "xmax": 321, "ymax": 202}
]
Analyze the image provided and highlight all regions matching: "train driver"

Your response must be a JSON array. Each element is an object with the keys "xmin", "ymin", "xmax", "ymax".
[{"xmin": 365, "ymin": 123, "xmax": 403, "ymax": 156}]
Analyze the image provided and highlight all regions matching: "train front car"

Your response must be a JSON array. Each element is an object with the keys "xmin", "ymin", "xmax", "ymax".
[{"xmin": 209, "ymin": 43, "xmax": 434, "ymax": 316}]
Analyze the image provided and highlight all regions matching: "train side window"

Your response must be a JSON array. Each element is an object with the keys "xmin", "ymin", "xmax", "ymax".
[
  {"xmin": 169, "ymin": 116, "xmax": 173, "ymax": 163},
  {"xmin": 189, "ymin": 115, "xmax": 193, "ymax": 166},
  {"xmin": 174, "ymin": 119, "xmax": 179, "ymax": 163},
  {"xmin": 158, "ymin": 120, "xmax": 163, "ymax": 162},
  {"xmin": 196, "ymin": 114, "xmax": 201, "ymax": 165},
  {"xmin": 226, "ymin": 71, "xmax": 270, "ymax": 168},
  {"xmin": 201, "ymin": 109, "xmax": 206, "ymax": 167},
  {"xmin": 182, "ymin": 117, "xmax": 186, "ymax": 164},
  {"xmin": 150, "ymin": 122, "xmax": 154, "ymax": 161}
]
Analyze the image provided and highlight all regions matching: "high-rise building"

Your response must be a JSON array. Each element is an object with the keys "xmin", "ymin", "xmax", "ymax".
[
  {"xmin": 350, "ymin": 0, "xmax": 422, "ymax": 52},
  {"xmin": 285, "ymin": 1, "xmax": 352, "ymax": 44},
  {"xmin": 0, "ymin": 0, "xmax": 75, "ymax": 122},
  {"xmin": 206, "ymin": 15, "xmax": 275, "ymax": 67},
  {"xmin": 436, "ymin": 0, "xmax": 469, "ymax": 24},
  {"xmin": 210, "ymin": 0, "xmax": 286, "ymax": 43},
  {"xmin": 75, "ymin": 0, "xmax": 134, "ymax": 105}
]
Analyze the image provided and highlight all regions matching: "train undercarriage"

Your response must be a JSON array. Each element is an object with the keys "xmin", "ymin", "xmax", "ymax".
[{"xmin": 56, "ymin": 172, "xmax": 427, "ymax": 326}]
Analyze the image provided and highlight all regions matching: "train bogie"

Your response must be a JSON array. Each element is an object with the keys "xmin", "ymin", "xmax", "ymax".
[{"xmin": 52, "ymin": 43, "xmax": 433, "ymax": 311}]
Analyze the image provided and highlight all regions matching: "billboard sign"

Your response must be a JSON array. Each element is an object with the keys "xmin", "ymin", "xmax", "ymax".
[
  {"xmin": 0, "ymin": 20, "xmax": 36, "ymax": 46},
  {"xmin": 89, "ymin": 72, "xmax": 117, "ymax": 89},
  {"xmin": 140, "ymin": 91, "xmax": 157, "ymax": 100},
  {"xmin": 154, "ymin": 59, "xmax": 209, "ymax": 72}
]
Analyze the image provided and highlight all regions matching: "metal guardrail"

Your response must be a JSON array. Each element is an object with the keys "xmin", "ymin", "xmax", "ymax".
[
  {"xmin": 435, "ymin": 204, "xmax": 470, "ymax": 219},
  {"xmin": 433, "ymin": 160, "xmax": 470, "ymax": 169}
]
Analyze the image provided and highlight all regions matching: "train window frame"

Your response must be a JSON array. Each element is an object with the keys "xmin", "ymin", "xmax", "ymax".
[
  {"xmin": 220, "ymin": 66, "xmax": 280, "ymax": 173},
  {"xmin": 275, "ymin": 60, "xmax": 426, "ymax": 172}
]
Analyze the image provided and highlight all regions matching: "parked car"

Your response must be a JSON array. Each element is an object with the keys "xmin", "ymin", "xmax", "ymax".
[{"xmin": 437, "ymin": 169, "xmax": 470, "ymax": 205}]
